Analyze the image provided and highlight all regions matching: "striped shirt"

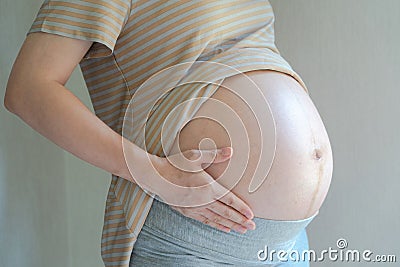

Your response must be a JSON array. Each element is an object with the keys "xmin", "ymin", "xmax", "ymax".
[{"xmin": 27, "ymin": 0, "xmax": 308, "ymax": 266}]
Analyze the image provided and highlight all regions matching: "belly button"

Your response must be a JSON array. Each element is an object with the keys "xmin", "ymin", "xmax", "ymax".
[{"xmin": 313, "ymin": 148, "xmax": 323, "ymax": 160}]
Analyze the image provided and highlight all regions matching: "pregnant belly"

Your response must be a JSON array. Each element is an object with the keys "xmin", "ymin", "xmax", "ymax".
[{"xmin": 169, "ymin": 70, "xmax": 333, "ymax": 220}]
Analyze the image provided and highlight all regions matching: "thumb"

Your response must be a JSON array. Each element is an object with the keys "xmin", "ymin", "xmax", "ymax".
[{"xmin": 200, "ymin": 147, "xmax": 233, "ymax": 164}]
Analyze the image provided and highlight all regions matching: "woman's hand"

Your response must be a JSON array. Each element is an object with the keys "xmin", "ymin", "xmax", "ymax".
[
  {"xmin": 5, "ymin": 32, "xmax": 255, "ymax": 235},
  {"xmin": 150, "ymin": 147, "xmax": 256, "ymax": 234}
]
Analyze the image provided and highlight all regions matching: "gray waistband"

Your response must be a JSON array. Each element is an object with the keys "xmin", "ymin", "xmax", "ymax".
[{"xmin": 140, "ymin": 197, "xmax": 317, "ymax": 265}]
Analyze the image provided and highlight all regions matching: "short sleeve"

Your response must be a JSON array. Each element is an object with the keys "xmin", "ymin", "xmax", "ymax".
[{"xmin": 27, "ymin": 0, "xmax": 132, "ymax": 59}]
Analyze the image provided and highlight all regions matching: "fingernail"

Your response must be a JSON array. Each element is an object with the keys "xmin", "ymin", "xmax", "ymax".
[
  {"xmin": 222, "ymin": 147, "xmax": 232, "ymax": 156},
  {"xmin": 245, "ymin": 211, "xmax": 253, "ymax": 219},
  {"xmin": 236, "ymin": 226, "xmax": 247, "ymax": 234},
  {"xmin": 245, "ymin": 221, "xmax": 256, "ymax": 230}
]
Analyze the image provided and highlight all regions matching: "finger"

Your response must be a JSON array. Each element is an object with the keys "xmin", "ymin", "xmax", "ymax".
[
  {"xmin": 214, "ymin": 186, "xmax": 255, "ymax": 221},
  {"xmin": 191, "ymin": 213, "xmax": 231, "ymax": 233},
  {"xmin": 208, "ymin": 201, "xmax": 256, "ymax": 231},
  {"xmin": 200, "ymin": 147, "xmax": 233, "ymax": 164},
  {"xmin": 202, "ymin": 208, "xmax": 249, "ymax": 234},
  {"xmin": 196, "ymin": 214, "xmax": 231, "ymax": 233}
]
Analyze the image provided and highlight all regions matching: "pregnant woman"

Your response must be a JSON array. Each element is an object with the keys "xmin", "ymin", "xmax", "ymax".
[{"xmin": 4, "ymin": 0, "xmax": 333, "ymax": 266}]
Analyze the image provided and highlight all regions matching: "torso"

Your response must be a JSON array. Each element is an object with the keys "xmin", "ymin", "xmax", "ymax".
[{"xmin": 169, "ymin": 70, "xmax": 333, "ymax": 220}]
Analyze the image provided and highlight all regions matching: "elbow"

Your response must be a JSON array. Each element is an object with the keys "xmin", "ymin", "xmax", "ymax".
[
  {"xmin": 4, "ymin": 87, "xmax": 16, "ymax": 113},
  {"xmin": 4, "ymin": 74, "xmax": 29, "ymax": 116},
  {"xmin": 4, "ymin": 60, "xmax": 31, "ymax": 115},
  {"xmin": 4, "ymin": 82, "xmax": 20, "ymax": 114},
  {"xmin": 4, "ymin": 65, "xmax": 33, "ymax": 115},
  {"xmin": 3, "ymin": 96, "xmax": 11, "ymax": 112}
]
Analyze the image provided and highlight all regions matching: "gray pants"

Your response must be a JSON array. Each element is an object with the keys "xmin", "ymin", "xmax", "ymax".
[{"xmin": 130, "ymin": 198, "xmax": 316, "ymax": 266}]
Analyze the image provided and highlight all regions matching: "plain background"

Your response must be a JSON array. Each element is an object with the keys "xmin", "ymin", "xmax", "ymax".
[{"xmin": 1, "ymin": 0, "xmax": 399, "ymax": 266}]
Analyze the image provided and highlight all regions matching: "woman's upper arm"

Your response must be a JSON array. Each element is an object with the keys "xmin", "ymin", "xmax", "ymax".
[
  {"xmin": 5, "ymin": 0, "xmax": 132, "ymax": 110},
  {"xmin": 4, "ymin": 32, "xmax": 93, "ymax": 109}
]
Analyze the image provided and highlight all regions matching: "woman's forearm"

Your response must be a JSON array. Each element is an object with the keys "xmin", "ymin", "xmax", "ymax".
[
  {"xmin": 5, "ymin": 79, "xmax": 155, "ymax": 185},
  {"xmin": 4, "ymin": 33, "xmax": 256, "ymax": 232}
]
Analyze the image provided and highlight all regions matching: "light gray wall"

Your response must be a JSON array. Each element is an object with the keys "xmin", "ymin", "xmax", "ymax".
[{"xmin": 1, "ymin": 0, "xmax": 399, "ymax": 267}]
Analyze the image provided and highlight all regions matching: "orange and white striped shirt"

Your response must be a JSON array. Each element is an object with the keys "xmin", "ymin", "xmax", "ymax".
[{"xmin": 28, "ymin": 0, "xmax": 308, "ymax": 266}]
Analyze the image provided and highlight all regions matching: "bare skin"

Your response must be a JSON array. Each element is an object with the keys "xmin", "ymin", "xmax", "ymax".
[
  {"xmin": 169, "ymin": 70, "xmax": 333, "ymax": 220},
  {"xmin": 4, "ymin": 32, "xmax": 255, "ymax": 234}
]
